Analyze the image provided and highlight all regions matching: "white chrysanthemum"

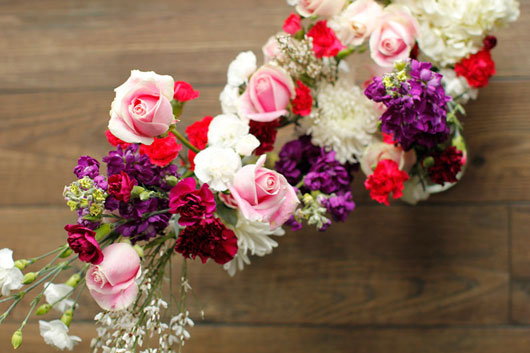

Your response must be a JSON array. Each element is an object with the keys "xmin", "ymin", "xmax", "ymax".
[
  {"xmin": 227, "ymin": 51, "xmax": 257, "ymax": 87},
  {"xmin": 401, "ymin": 175, "xmax": 430, "ymax": 205},
  {"xmin": 207, "ymin": 114, "xmax": 259, "ymax": 156},
  {"xmin": 219, "ymin": 84, "xmax": 240, "ymax": 114},
  {"xmin": 223, "ymin": 211, "xmax": 285, "ymax": 276},
  {"xmin": 39, "ymin": 320, "xmax": 81, "ymax": 351},
  {"xmin": 302, "ymin": 78, "xmax": 379, "ymax": 164},
  {"xmin": 394, "ymin": 0, "xmax": 520, "ymax": 66},
  {"xmin": 440, "ymin": 69, "xmax": 478, "ymax": 104},
  {"xmin": 194, "ymin": 146, "xmax": 242, "ymax": 192},
  {"xmin": 44, "ymin": 282, "xmax": 75, "ymax": 313},
  {"xmin": 0, "ymin": 248, "xmax": 23, "ymax": 296}
]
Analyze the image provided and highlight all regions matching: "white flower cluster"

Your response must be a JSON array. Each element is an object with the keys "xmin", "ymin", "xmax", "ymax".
[
  {"xmin": 0, "ymin": 248, "xmax": 23, "ymax": 296},
  {"xmin": 223, "ymin": 211, "xmax": 285, "ymax": 276},
  {"xmin": 301, "ymin": 78, "xmax": 379, "ymax": 163},
  {"xmin": 220, "ymin": 51, "xmax": 256, "ymax": 114},
  {"xmin": 91, "ymin": 269, "xmax": 194, "ymax": 353},
  {"xmin": 394, "ymin": 0, "xmax": 520, "ymax": 66},
  {"xmin": 440, "ymin": 69, "xmax": 478, "ymax": 104}
]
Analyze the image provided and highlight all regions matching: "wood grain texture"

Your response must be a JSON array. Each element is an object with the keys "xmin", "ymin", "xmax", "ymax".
[
  {"xmin": 3, "ymin": 323, "xmax": 530, "ymax": 353},
  {"xmin": 0, "ymin": 0, "xmax": 529, "ymax": 351},
  {"xmin": 0, "ymin": 206, "xmax": 509, "ymax": 325}
]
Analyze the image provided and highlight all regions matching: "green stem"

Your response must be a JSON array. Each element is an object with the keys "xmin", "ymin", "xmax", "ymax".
[
  {"xmin": 182, "ymin": 169, "xmax": 194, "ymax": 178},
  {"xmin": 170, "ymin": 126, "xmax": 200, "ymax": 153},
  {"xmin": 29, "ymin": 245, "xmax": 66, "ymax": 264}
]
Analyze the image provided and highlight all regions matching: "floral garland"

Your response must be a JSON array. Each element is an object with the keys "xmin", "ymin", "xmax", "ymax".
[{"xmin": 0, "ymin": 0, "xmax": 519, "ymax": 351}]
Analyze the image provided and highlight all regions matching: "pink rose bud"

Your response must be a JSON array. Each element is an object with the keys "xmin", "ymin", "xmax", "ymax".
[
  {"xmin": 86, "ymin": 243, "xmax": 141, "ymax": 311},
  {"xmin": 296, "ymin": 0, "xmax": 346, "ymax": 18},
  {"xmin": 283, "ymin": 13, "xmax": 302, "ymax": 35},
  {"xmin": 369, "ymin": 5, "xmax": 419, "ymax": 67},
  {"xmin": 238, "ymin": 64, "xmax": 295, "ymax": 122},
  {"xmin": 108, "ymin": 70, "xmax": 175, "ymax": 145},
  {"xmin": 229, "ymin": 155, "xmax": 299, "ymax": 229}
]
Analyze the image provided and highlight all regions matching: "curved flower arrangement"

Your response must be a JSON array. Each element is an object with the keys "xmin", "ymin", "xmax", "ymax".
[{"xmin": 0, "ymin": 0, "xmax": 520, "ymax": 351}]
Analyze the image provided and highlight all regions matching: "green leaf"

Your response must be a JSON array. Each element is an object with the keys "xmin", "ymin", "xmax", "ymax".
[{"xmin": 215, "ymin": 202, "xmax": 238, "ymax": 227}]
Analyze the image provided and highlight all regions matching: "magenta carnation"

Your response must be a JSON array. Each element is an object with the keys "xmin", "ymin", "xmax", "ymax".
[{"xmin": 65, "ymin": 224, "xmax": 104, "ymax": 265}]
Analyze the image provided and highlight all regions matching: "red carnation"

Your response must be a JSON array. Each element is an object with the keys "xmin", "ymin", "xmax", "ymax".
[
  {"xmin": 249, "ymin": 119, "xmax": 280, "ymax": 155},
  {"xmin": 307, "ymin": 20, "xmax": 346, "ymax": 58},
  {"xmin": 173, "ymin": 81, "xmax": 200, "ymax": 102},
  {"xmin": 175, "ymin": 217, "xmax": 238, "ymax": 265},
  {"xmin": 291, "ymin": 80, "xmax": 313, "ymax": 117},
  {"xmin": 105, "ymin": 130, "xmax": 131, "ymax": 148},
  {"xmin": 185, "ymin": 116, "xmax": 214, "ymax": 170},
  {"xmin": 428, "ymin": 146, "xmax": 464, "ymax": 185},
  {"xmin": 283, "ymin": 13, "xmax": 302, "ymax": 35},
  {"xmin": 65, "ymin": 224, "xmax": 103, "ymax": 265},
  {"xmin": 169, "ymin": 177, "xmax": 216, "ymax": 226},
  {"xmin": 139, "ymin": 135, "xmax": 182, "ymax": 167},
  {"xmin": 108, "ymin": 171, "xmax": 137, "ymax": 202},
  {"xmin": 382, "ymin": 133, "xmax": 397, "ymax": 145},
  {"xmin": 364, "ymin": 159, "xmax": 409, "ymax": 206},
  {"xmin": 454, "ymin": 49, "xmax": 496, "ymax": 88}
]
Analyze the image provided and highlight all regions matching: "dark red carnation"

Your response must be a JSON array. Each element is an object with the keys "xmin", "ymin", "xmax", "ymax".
[
  {"xmin": 291, "ymin": 80, "xmax": 313, "ymax": 117},
  {"xmin": 364, "ymin": 159, "xmax": 409, "ymax": 206},
  {"xmin": 65, "ymin": 224, "xmax": 103, "ymax": 265},
  {"xmin": 283, "ymin": 13, "xmax": 302, "ymax": 35},
  {"xmin": 105, "ymin": 130, "xmax": 131, "ymax": 148},
  {"xmin": 107, "ymin": 171, "xmax": 137, "ymax": 202},
  {"xmin": 307, "ymin": 20, "xmax": 346, "ymax": 58},
  {"xmin": 428, "ymin": 146, "xmax": 464, "ymax": 185},
  {"xmin": 483, "ymin": 35, "xmax": 497, "ymax": 51},
  {"xmin": 249, "ymin": 119, "xmax": 280, "ymax": 155},
  {"xmin": 139, "ymin": 135, "xmax": 182, "ymax": 167},
  {"xmin": 173, "ymin": 81, "xmax": 200, "ymax": 102},
  {"xmin": 169, "ymin": 177, "xmax": 216, "ymax": 226},
  {"xmin": 454, "ymin": 49, "xmax": 496, "ymax": 88},
  {"xmin": 409, "ymin": 42, "xmax": 419, "ymax": 60},
  {"xmin": 185, "ymin": 116, "xmax": 214, "ymax": 170},
  {"xmin": 175, "ymin": 217, "xmax": 238, "ymax": 265}
]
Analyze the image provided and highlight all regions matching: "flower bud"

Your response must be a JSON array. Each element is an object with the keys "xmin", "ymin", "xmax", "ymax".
[
  {"xmin": 139, "ymin": 191, "xmax": 151, "ymax": 201},
  {"xmin": 422, "ymin": 156, "xmax": 435, "ymax": 169},
  {"xmin": 133, "ymin": 245, "xmax": 144, "ymax": 258},
  {"xmin": 22, "ymin": 272, "xmax": 37, "ymax": 285},
  {"xmin": 61, "ymin": 309, "xmax": 74, "ymax": 327},
  {"xmin": 11, "ymin": 330, "xmax": 22, "ymax": 349},
  {"xmin": 165, "ymin": 175, "xmax": 179, "ymax": 187},
  {"xmin": 59, "ymin": 248, "xmax": 73, "ymax": 258},
  {"xmin": 35, "ymin": 304, "xmax": 52, "ymax": 316},
  {"xmin": 14, "ymin": 259, "xmax": 29, "ymax": 270},
  {"xmin": 65, "ymin": 273, "xmax": 81, "ymax": 288},
  {"xmin": 131, "ymin": 185, "xmax": 146, "ymax": 198}
]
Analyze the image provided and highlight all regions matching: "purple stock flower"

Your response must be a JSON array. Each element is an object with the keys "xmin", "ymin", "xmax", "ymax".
[
  {"xmin": 103, "ymin": 145, "xmax": 179, "ymax": 190},
  {"xmin": 365, "ymin": 59, "xmax": 451, "ymax": 150},
  {"xmin": 74, "ymin": 156, "xmax": 100, "ymax": 179},
  {"xmin": 321, "ymin": 191, "xmax": 355, "ymax": 222},
  {"xmin": 304, "ymin": 150, "xmax": 352, "ymax": 194},
  {"xmin": 285, "ymin": 215, "xmax": 303, "ymax": 231},
  {"xmin": 116, "ymin": 198, "xmax": 170, "ymax": 243}
]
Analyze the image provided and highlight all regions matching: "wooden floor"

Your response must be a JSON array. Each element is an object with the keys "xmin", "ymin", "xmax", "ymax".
[{"xmin": 1, "ymin": 0, "xmax": 530, "ymax": 352}]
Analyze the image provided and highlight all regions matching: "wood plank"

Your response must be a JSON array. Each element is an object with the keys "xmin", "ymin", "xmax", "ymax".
[
  {"xmin": 510, "ymin": 206, "xmax": 530, "ymax": 324},
  {"xmin": 0, "ymin": 205, "xmax": 509, "ymax": 324},
  {"xmin": 2, "ymin": 322, "xmax": 530, "ymax": 353},
  {"xmin": 0, "ymin": 0, "xmax": 527, "ymax": 91}
]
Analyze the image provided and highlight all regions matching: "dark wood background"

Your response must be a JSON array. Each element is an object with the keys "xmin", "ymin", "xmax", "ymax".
[{"xmin": 1, "ymin": 0, "xmax": 529, "ymax": 352}]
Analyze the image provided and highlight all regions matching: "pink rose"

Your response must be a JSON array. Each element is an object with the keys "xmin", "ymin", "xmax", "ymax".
[
  {"xmin": 361, "ymin": 141, "xmax": 417, "ymax": 177},
  {"xmin": 239, "ymin": 64, "xmax": 295, "ymax": 122},
  {"xmin": 262, "ymin": 35, "xmax": 284, "ymax": 63},
  {"xmin": 228, "ymin": 155, "xmax": 299, "ymax": 229},
  {"xmin": 108, "ymin": 70, "xmax": 175, "ymax": 145},
  {"xmin": 369, "ymin": 6, "xmax": 419, "ymax": 67},
  {"xmin": 86, "ymin": 243, "xmax": 141, "ymax": 311},
  {"xmin": 296, "ymin": 0, "xmax": 346, "ymax": 18},
  {"xmin": 329, "ymin": 0, "xmax": 383, "ymax": 46}
]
